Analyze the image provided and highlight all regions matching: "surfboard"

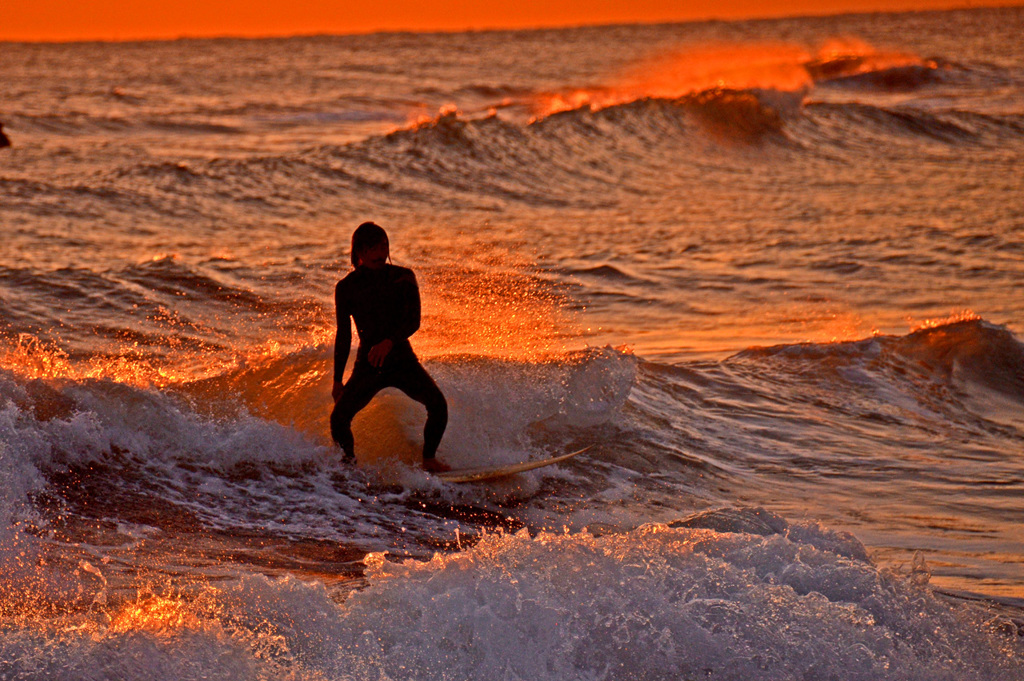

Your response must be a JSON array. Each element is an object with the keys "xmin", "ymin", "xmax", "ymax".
[{"xmin": 436, "ymin": 446, "xmax": 590, "ymax": 483}]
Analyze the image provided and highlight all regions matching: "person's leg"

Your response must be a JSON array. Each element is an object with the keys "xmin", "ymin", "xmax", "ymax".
[
  {"xmin": 330, "ymin": 364, "xmax": 383, "ymax": 462},
  {"xmin": 391, "ymin": 361, "xmax": 448, "ymax": 460}
]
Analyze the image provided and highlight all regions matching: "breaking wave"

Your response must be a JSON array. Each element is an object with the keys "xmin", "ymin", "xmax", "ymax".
[{"xmin": 2, "ymin": 511, "xmax": 1021, "ymax": 681}]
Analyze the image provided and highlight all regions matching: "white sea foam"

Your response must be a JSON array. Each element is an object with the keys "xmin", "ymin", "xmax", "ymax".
[
  {"xmin": 332, "ymin": 517, "xmax": 1022, "ymax": 680},
  {"xmin": 432, "ymin": 347, "xmax": 636, "ymax": 468},
  {"xmin": 0, "ymin": 347, "xmax": 636, "ymax": 560},
  {"xmin": 3, "ymin": 512, "xmax": 1020, "ymax": 681}
]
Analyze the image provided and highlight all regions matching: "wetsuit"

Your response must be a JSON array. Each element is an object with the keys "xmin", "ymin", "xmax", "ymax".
[{"xmin": 329, "ymin": 264, "xmax": 448, "ymax": 461}]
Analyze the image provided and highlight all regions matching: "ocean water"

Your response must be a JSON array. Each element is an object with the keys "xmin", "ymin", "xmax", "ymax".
[{"xmin": 1, "ymin": 6, "xmax": 1024, "ymax": 679}]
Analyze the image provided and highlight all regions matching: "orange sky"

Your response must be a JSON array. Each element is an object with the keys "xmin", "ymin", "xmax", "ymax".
[{"xmin": 3, "ymin": 0, "xmax": 1020, "ymax": 42}]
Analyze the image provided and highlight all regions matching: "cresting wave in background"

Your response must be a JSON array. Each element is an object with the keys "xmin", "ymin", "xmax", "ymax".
[{"xmin": 1, "ymin": 6, "xmax": 1023, "ymax": 680}]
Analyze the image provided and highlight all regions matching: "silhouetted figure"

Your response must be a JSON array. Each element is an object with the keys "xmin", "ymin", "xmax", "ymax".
[
  {"xmin": 0, "ymin": 122, "xmax": 10, "ymax": 149},
  {"xmin": 330, "ymin": 222, "xmax": 449, "ymax": 472}
]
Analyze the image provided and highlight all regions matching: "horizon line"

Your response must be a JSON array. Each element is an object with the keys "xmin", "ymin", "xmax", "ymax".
[{"xmin": 2, "ymin": 2, "xmax": 1020, "ymax": 45}]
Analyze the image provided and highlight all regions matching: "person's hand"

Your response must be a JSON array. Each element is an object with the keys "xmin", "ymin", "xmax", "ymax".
[
  {"xmin": 368, "ymin": 339, "xmax": 393, "ymax": 368},
  {"xmin": 332, "ymin": 381, "xmax": 345, "ymax": 403}
]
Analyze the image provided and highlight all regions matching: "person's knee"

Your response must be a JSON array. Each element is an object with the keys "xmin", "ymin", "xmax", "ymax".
[
  {"xmin": 428, "ymin": 392, "xmax": 448, "ymax": 420},
  {"xmin": 330, "ymin": 402, "xmax": 357, "ymax": 429}
]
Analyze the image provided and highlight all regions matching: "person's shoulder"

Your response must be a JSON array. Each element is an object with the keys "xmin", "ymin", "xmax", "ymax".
[
  {"xmin": 336, "ymin": 269, "xmax": 360, "ymax": 295},
  {"xmin": 386, "ymin": 264, "xmax": 417, "ymax": 285},
  {"xmin": 340, "ymin": 267, "xmax": 365, "ymax": 283}
]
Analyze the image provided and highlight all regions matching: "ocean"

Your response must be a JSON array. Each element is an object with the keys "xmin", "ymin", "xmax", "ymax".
[{"xmin": 1, "ymin": 6, "xmax": 1023, "ymax": 679}]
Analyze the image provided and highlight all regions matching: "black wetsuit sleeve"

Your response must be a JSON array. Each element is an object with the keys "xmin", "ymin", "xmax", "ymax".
[
  {"xmin": 391, "ymin": 271, "xmax": 421, "ymax": 344},
  {"xmin": 334, "ymin": 283, "xmax": 352, "ymax": 382}
]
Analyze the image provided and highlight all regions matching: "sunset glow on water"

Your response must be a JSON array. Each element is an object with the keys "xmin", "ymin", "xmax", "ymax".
[{"xmin": 1, "ymin": 5, "xmax": 1024, "ymax": 680}]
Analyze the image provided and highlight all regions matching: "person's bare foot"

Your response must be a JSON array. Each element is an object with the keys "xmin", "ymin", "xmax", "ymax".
[{"xmin": 422, "ymin": 458, "xmax": 451, "ymax": 473}]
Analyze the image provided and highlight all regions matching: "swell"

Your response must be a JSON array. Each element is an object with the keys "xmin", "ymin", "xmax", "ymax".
[
  {"xmin": 337, "ymin": 90, "xmax": 1024, "ymax": 210},
  {"xmin": 801, "ymin": 101, "xmax": 1024, "ymax": 146},
  {"xmin": 10, "ymin": 99, "xmax": 1019, "ymax": 229},
  {"xmin": 616, "ymin": 318, "xmax": 1024, "ymax": 515},
  {"xmin": 29, "ymin": 93, "xmax": 786, "ymax": 216},
  {"xmin": 6, "ymin": 111, "xmax": 244, "ymax": 137},
  {"xmin": 0, "ymin": 258, "xmax": 304, "ymax": 386},
  {"xmin": 735, "ymin": 318, "xmax": 1024, "ymax": 405},
  {"xmin": 892, "ymin": 319, "xmax": 1024, "ymax": 402},
  {"xmin": 6, "ymin": 58, "xmax": 1021, "ymax": 223},
  {"xmin": 0, "ymin": 257, "xmax": 267, "ymax": 327},
  {"xmin": 4, "ymin": 100, "xmax": 409, "ymax": 137}
]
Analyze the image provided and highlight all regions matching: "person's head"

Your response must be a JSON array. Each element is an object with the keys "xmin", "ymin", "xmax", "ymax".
[{"xmin": 351, "ymin": 222, "xmax": 389, "ymax": 269}]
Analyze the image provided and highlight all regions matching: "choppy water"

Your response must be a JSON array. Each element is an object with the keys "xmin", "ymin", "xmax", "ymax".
[{"xmin": 1, "ymin": 7, "xmax": 1023, "ymax": 680}]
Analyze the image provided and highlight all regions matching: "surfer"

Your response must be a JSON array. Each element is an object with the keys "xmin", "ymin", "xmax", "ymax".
[{"xmin": 330, "ymin": 222, "xmax": 450, "ymax": 472}]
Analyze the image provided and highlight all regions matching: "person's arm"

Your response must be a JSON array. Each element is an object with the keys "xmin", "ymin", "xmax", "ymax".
[{"xmin": 333, "ymin": 282, "xmax": 351, "ymax": 401}]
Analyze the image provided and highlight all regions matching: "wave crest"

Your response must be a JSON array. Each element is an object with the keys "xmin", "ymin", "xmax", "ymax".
[
  {"xmin": 736, "ymin": 318, "xmax": 1024, "ymax": 405},
  {"xmin": 895, "ymin": 319, "xmax": 1024, "ymax": 401}
]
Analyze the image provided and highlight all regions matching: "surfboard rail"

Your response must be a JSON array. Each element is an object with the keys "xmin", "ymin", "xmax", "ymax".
[{"xmin": 436, "ymin": 446, "xmax": 591, "ymax": 483}]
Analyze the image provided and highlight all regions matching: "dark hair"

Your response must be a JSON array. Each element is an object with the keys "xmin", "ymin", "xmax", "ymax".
[{"xmin": 351, "ymin": 222, "xmax": 388, "ymax": 267}]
